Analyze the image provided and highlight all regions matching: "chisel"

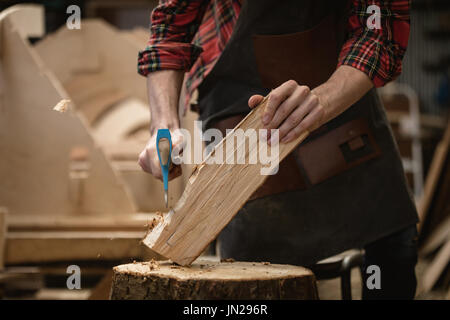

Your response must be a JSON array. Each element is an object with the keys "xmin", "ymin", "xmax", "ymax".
[{"xmin": 156, "ymin": 129, "xmax": 172, "ymax": 208}]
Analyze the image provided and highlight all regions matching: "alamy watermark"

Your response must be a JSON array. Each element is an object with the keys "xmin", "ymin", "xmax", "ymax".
[
  {"xmin": 367, "ymin": 5, "xmax": 381, "ymax": 30},
  {"xmin": 366, "ymin": 264, "xmax": 381, "ymax": 290},
  {"xmin": 66, "ymin": 264, "xmax": 81, "ymax": 290},
  {"xmin": 66, "ymin": 5, "xmax": 81, "ymax": 30},
  {"xmin": 171, "ymin": 121, "xmax": 280, "ymax": 176}
]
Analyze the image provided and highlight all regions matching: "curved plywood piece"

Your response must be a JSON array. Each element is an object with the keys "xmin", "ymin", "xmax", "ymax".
[
  {"xmin": 78, "ymin": 88, "xmax": 129, "ymax": 125},
  {"xmin": 0, "ymin": 6, "xmax": 136, "ymax": 216},
  {"xmin": 92, "ymin": 97, "xmax": 149, "ymax": 145},
  {"xmin": 35, "ymin": 19, "xmax": 147, "ymax": 103}
]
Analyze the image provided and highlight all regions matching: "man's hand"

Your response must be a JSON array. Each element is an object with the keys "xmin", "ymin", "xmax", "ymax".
[
  {"xmin": 138, "ymin": 130, "xmax": 184, "ymax": 181},
  {"xmin": 138, "ymin": 69, "xmax": 184, "ymax": 180},
  {"xmin": 249, "ymin": 80, "xmax": 326, "ymax": 144},
  {"xmin": 248, "ymin": 65, "xmax": 374, "ymax": 144}
]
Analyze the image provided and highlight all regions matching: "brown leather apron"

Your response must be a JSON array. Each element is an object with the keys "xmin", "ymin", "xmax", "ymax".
[{"xmin": 196, "ymin": 0, "xmax": 418, "ymax": 266}]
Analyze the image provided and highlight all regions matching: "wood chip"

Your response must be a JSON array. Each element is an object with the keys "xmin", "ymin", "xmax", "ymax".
[{"xmin": 52, "ymin": 99, "xmax": 71, "ymax": 113}]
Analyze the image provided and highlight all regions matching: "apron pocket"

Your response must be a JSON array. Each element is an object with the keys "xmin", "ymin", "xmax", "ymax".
[{"xmin": 297, "ymin": 118, "xmax": 382, "ymax": 185}]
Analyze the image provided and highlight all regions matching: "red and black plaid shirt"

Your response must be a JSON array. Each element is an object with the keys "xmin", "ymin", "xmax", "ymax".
[{"xmin": 138, "ymin": 0, "xmax": 410, "ymax": 108}]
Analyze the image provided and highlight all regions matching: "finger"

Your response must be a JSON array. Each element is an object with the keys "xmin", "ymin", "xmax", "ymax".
[
  {"xmin": 277, "ymin": 94, "xmax": 318, "ymax": 140},
  {"xmin": 281, "ymin": 107, "xmax": 323, "ymax": 143},
  {"xmin": 265, "ymin": 85, "xmax": 310, "ymax": 130},
  {"xmin": 168, "ymin": 165, "xmax": 182, "ymax": 180},
  {"xmin": 149, "ymin": 153, "xmax": 163, "ymax": 180},
  {"xmin": 138, "ymin": 151, "xmax": 151, "ymax": 173},
  {"xmin": 263, "ymin": 80, "xmax": 299, "ymax": 125},
  {"xmin": 248, "ymin": 95, "xmax": 265, "ymax": 109}
]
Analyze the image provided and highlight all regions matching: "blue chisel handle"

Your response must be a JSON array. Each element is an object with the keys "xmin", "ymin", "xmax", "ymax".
[{"xmin": 156, "ymin": 129, "xmax": 172, "ymax": 192}]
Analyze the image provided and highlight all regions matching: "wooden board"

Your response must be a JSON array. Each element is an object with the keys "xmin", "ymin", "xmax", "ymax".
[
  {"xmin": 89, "ymin": 270, "xmax": 114, "ymax": 300},
  {"xmin": 0, "ymin": 207, "xmax": 7, "ymax": 271},
  {"xmin": 111, "ymin": 260, "xmax": 318, "ymax": 299},
  {"xmin": 420, "ymin": 216, "xmax": 450, "ymax": 256},
  {"xmin": 5, "ymin": 231, "xmax": 156, "ymax": 264},
  {"xmin": 421, "ymin": 239, "xmax": 450, "ymax": 293},
  {"xmin": 142, "ymin": 98, "xmax": 309, "ymax": 265},
  {"xmin": 418, "ymin": 119, "xmax": 450, "ymax": 232},
  {"xmin": 7, "ymin": 213, "xmax": 156, "ymax": 232},
  {"xmin": 0, "ymin": 8, "xmax": 136, "ymax": 216}
]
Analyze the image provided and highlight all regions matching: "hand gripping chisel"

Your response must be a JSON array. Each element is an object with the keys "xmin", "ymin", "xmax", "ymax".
[{"xmin": 156, "ymin": 129, "xmax": 172, "ymax": 208}]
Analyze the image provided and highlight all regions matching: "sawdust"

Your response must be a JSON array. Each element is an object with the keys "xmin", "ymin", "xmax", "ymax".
[
  {"xmin": 143, "ymin": 212, "xmax": 164, "ymax": 241},
  {"xmin": 141, "ymin": 258, "xmax": 160, "ymax": 271}
]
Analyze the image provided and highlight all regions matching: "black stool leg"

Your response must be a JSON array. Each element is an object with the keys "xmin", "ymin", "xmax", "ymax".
[{"xmin": 341, "ymin": 269, "xmax": 352, "ymax": 300}]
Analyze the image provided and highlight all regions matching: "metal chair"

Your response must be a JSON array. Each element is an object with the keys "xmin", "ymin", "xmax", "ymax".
[{"xmin": 310, "ymin": 249, "xmax": 364, "ymax": 300}]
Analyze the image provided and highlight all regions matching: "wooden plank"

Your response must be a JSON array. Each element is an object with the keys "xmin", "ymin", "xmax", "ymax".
[
  {"xmin": 7, "ymin": 213, "xmax": 156, "ymax": 232},
  {"xmin": 142, "ymin": 97, "xmax": 309, "ymax": 265},
  {"xmin": 0, "ymin": 267, "xmax": 43, "ymax": 296},
  {"xmin": 4, "ymin": 231, "xmax": 157, "ymax": 264},
  {"xmin": 111, "ymin": 260, "xmax": 318, "ymax": 299},
  {"xmin": 89, "ymin": 270, "xmax": 114, "ymax": 300},
  {"xmin": 0, "ymin": 10, "xmax": 136, "ymax": 216},
  {"xmin": 0, "ymin": 207, "xmax": 7, "ymax": 271},
  {"xmin": 418, "ymin": 119, "xmax": 450, "ymax": 232},
  {"xmin": 420, "ymin": 216, "xmax": 450, "ymax": 256},
  {"xmin": 421, "ymin": 239, "xmax": 450, "ymax": 293}
]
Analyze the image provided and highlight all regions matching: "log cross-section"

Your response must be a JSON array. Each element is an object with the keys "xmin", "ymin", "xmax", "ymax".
[
  {"xmin": 142, "ymin": 98, "xmax": 309, "ymax": 265},
  {"xmin": 110, "ymin": 260, "xmax": 318, "ymax": 300}
]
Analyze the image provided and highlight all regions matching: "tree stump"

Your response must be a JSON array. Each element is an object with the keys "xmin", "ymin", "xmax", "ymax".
[{"xmin": 110, "ymin": 260, "xmax": 318, "ymax": 300}]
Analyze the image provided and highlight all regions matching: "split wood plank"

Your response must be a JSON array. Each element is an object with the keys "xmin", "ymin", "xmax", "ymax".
[
  {"xmin": 142, "ymin": 98, "xmax": 309, "ymax": 265},
  {"xmin": 111, "ymin": 260, "xmax": 318, "ymax": 300},
  {"xmin": 0, "ymin": 207, "xmax": 7, "ymax": 271}
]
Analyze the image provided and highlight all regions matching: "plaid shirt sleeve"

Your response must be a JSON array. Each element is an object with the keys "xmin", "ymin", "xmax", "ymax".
[
  {"xmin": 138, "ymin": 0, "xmax": 208, "ymax": 76},
  {"xmin": 338, "ymin": 0, "xmax": 410, "ymax": 87}
]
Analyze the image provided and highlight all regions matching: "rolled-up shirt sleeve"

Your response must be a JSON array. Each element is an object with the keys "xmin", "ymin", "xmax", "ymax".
[
  {"xmin": 338, "ymin": 0, "xmax": 410, "ymax": 87},
  {"xmin": 138, "ymin": 0, "xmax": 208, "ymax": 76}
]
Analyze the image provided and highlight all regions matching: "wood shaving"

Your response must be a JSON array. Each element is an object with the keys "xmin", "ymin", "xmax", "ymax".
[
  {"xmin": 144, "ymin": 212, "xmax": 164, "ymax": 236},
  {"xmin": 142, "ymin": 258, "xmax": 160, "ymax": 270},
  {"xmin": 220, "ymin": 258, "xmax": 235, "ymax": 263},
  {"xmin": 53, "ymin": 99, "xmax": 71, "ymax": 113}
]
